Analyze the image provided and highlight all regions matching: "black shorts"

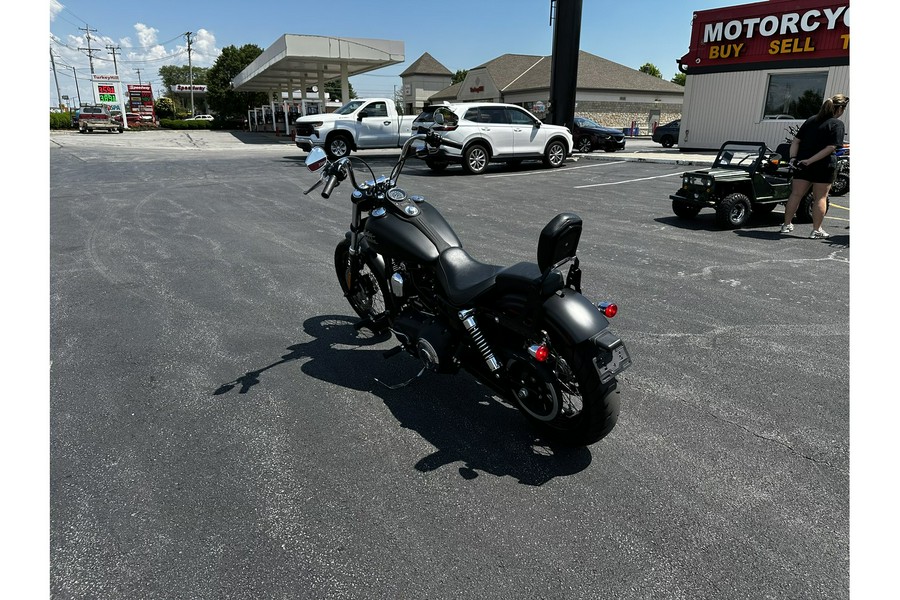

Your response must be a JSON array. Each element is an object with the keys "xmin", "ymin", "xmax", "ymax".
[{"xmin": 794, "ymin": 159, "xmax": 837, "ymax": 184}]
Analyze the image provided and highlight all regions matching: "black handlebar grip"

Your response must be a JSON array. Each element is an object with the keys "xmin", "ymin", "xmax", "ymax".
[
  {"xmin": 440, "ymin": 138, "xmax": 463, "ymax": 149},
  {"xmin": 321, "ymin": 175, "xmax": 338, "ymax": 199}
]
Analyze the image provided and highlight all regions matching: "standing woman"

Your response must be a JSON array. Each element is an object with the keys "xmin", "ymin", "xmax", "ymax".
[{"xmin": 780, "ymin": 94, "xmax": 849, "ymax": 238}]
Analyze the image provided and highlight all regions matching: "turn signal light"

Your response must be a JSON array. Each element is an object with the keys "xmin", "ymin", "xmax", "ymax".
[{"xmin": 598, "ymin": 302, "xmax": 618, "ymax": 318}]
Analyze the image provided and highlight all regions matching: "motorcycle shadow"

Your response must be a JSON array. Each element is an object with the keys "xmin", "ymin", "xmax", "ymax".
[{"xmin": 214, "ymin": 314, "xmax": 593, "ymax": 486}]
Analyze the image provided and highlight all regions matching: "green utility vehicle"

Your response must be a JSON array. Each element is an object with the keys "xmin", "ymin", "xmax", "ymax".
[{"xmin": 669, "ymin": 141, "xmax": 826, "ymax": 228}]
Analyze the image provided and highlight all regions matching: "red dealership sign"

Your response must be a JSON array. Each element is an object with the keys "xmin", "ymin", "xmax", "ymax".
[{"xmin": 678, "ymin": 0, "xmax": 849, "ymax": 74}]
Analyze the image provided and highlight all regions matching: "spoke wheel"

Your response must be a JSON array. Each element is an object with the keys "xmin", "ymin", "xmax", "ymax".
[
  {"xmin": 333, "ymin": 239, "xmax": 389, "ymax": 332},
  {"xmin": 509, "ymin": 336, "xmax": 620, "ymax": 446}
]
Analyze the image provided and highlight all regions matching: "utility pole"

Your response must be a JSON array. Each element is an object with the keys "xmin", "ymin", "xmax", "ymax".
[
  {"xmin": 78, "ymin": 25, "xmax": 100, "ymax": 103},
  {"xmin": 136, "ymin": 68, "xmax": 143, "ymax": 85},
  {"xmin": 185, "ymin": 32, "xmax": 195, "ymax": 116},
  {"xmin": 78, "ymin": 25, "xmax": 99, "ymax": 76},
  {"xmin": 50, "ymin": 47, "xmax": 63, "ymax": 109},
  {"xmin": 106, "ymin": 45, "xmax": 122, "ymax": 75},
  {"xmin": 71, "ymin": 66, "xmax": 82, "ymax": 106}
]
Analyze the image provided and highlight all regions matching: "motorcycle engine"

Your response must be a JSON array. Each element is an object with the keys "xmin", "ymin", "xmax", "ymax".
[{"xmin": 391, "ymin": 313, "xmax": 459, "ymax": 374}]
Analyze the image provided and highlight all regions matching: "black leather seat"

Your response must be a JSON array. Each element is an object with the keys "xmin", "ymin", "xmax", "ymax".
[{"xmin": 435, "ymin": 247, "xmax": 503, "ymax": 305}]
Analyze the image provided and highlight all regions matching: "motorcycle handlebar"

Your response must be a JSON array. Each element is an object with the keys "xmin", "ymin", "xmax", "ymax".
[
  {"xmin": 433, "ymin": 134, "xmax": 463, "ymax": 150},
  {"xmin": 321, "ymin": 174, "xmax": 338, "ymax": 199}
]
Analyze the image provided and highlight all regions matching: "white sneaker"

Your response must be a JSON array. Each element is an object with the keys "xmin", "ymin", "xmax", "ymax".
[
  {"xmin": 809, "ymin": 228, "xmax": 830, "ymax": 239},
  {"xmin": 780, "ymin": 223, "xmax": 794, "ymax": 234}
]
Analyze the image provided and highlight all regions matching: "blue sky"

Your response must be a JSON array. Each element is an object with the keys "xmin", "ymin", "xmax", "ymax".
[{"xmin": 48, "ymin": 0, "xmax": 735, "ymax": 107}]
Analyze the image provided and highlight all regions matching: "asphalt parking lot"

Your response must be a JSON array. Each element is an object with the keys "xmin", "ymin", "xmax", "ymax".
[{"xmin": 50, "ymin": 130, "xmax": 850, "ymax": 599}]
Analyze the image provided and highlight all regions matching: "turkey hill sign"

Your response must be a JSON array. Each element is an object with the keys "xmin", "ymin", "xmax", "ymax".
[
  {"xmin": 678, "ymin": 0, "xmax": 849, "ymax": 74},
  {"xmin": 470, "ymin": 77, "xmax": 485, "ymax": 94}
]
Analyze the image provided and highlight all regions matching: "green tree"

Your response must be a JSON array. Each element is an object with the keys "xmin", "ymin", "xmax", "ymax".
[
  {"xmin": 671, "ymin": 72, "xmax": 686, "ymax": 86},
  {"xmin": 324, "ymin": 80, "xmax": 357, "ymax": 101},
  {"xmin": 155, "ymin": 96, "xmax": 176, "ymax": 119},
  {"xmin": 206, "ymin": 44, "xmax": 269, "ymax": 119},
  {"xmin": 639, "ymin": 63, "xmax": 662, "ymax": 78},
  {"xmin": 451, "ymin": 69, "xmax": 468, "ymax": 85}
]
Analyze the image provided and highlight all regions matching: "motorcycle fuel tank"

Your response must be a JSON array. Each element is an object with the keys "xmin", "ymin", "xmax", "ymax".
[{"xmin": 364, "ymin": 201, "xmax": 462, "ymax": 263}]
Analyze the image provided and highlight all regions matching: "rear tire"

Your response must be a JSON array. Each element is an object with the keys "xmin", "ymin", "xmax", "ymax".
[
  {"xmin": 333, "ymin": 239, "xmax": 389, "ymax": 333},
  {"xmin": 509, "ymin": 336, "xmax": 621, "ymax": 446},
  {"xmin": 716, "ymin": 192, "xmax": 752, "ymax": 228},
  {"xmin": 661, "ymin": 135, "xmax": 675, "ymax": 148},
  {"xmin": 463, "ymin": 144, "xmax": 489, "ymax": 175}
]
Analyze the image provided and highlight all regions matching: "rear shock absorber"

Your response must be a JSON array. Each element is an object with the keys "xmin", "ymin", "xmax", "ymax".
[{"xmin": 458, "ymin": 309, "xmax": 500, "ymax": 373}]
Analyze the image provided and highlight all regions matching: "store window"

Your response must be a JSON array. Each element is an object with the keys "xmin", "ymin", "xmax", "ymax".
[{"xmin": 762, "ymin": 72, "xmax": 827, "ymax": 120}]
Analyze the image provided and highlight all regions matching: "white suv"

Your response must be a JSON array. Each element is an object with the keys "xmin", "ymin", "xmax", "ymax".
[{"xmin": 422, "ymin": 103, "xmax": 573, "ymax": 174}]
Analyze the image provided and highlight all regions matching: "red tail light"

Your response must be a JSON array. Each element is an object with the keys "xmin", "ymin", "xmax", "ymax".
[
  {"xmin": 528, "ymin": 344, "xmax": 549, "ymax": 362},
  {"xmin": 598, "ymin": 302, "xmax": 618, "ymax": 318}
]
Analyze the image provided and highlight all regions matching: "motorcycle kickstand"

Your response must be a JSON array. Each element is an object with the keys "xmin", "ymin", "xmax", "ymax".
[{"xmin": 375, "ymin": 364, "xmax": 427, "ymax": 390}]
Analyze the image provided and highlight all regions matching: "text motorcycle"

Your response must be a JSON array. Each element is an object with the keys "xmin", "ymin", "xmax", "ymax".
[{"xmin": 302, "ymin": 131, "xmax": 632, "ymax": 446}]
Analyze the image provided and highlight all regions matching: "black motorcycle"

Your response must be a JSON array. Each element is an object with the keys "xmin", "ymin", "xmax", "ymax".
[
  {"xmin": 302, "ymin": 131, "xmax": 631, "ymax": 446},
  {"xmin": 831, "ymin": 143, "xmax": 849, "ymax": 197}
]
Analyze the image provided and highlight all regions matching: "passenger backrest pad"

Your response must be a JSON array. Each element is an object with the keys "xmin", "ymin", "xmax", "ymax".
[{"xmin": 537, "ymin": 212, "xmax": 582, "ymax": 272}]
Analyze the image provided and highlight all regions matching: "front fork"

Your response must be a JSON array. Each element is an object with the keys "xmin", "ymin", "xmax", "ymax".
[{"xmin": 345, "ymin": 203, "xmax": 364, "ymax": 288}]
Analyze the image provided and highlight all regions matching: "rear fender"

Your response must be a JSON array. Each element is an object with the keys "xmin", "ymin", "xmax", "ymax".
[{"xmin": 541, "ymin": 290, "xmax": 616, "ymax": 347}]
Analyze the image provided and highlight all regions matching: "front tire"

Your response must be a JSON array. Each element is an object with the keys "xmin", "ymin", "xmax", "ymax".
[
  {"xmin": 333, "ymin": 239, "xmax": 389, "ymax": 333},
  {"xmin": 672, "ymin": 199, "xmax": 702, "ymax": 219},
  {"xmin": 795, "ymin": 192, "xmax": 830, "ymax": 223},
  {"xmin": 326, "ymin": 133, "xmax": 352, "ymax": 160},
  {"xmin": 661, "ymin": 135, "xmax": 675, "ymax": 148},
  {"xmin": 543, "ymin": 139, "xmax": 567, "ymax": 168},
  {"xmin": 831, "ymin": 173, "xmax": 849, "ymax": 196},
  {"xmin": 509, "ymin": 336, "xmax": 621, "ymax": 446},
  {"xmin": 716, "ymin": 192, "xmax": 752, "ymax": 228}
]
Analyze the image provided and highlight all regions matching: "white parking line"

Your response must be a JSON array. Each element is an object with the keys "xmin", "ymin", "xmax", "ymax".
[
  {"xmin": 484, "ymin": 160, "xmax": 627, "ymax": 178},
  {"xmin": 574, "ymin": 172, "xmax": 683, "ymax": 188}
]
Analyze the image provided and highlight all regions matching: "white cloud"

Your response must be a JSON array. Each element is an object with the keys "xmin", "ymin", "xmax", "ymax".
[
  {"xmin": 50, "ymin": 0, "xmax": 63, "ymax": 22},
  {"xmin": 133, "ymin": 23, "xmax": 159, "ymax": 48}
]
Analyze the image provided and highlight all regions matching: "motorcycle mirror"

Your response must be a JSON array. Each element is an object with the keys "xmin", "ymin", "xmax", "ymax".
[
  {"xmin": 305, "ymin": 147, "xmax": 328, "ymax": 172},
  {"xmin": 433, "ymin": 112, "xmax": 445, "ymax": 126}
]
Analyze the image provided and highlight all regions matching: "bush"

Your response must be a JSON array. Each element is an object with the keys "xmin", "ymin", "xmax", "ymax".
[
  {"xmin": 50, "ymin": 112, "xmax": 75, "ymax": 130},
  {"xmin": 159, "ymin": 119, "xmax": 213, "ymax": 130}
]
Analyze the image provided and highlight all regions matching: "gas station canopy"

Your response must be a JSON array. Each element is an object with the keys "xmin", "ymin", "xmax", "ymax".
[{"xmin": 232, "ymin": 35, "xmax": 405, "ymax": 94}]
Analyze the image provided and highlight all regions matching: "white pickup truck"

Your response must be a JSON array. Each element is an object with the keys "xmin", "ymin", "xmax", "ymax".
[{"xmin": 294, "ymin": 98, "xmax": 417, "ymax": 159}]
